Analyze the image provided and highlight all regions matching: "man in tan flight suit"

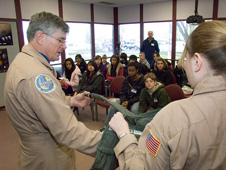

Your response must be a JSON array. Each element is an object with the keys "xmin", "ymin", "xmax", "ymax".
[{"xmin": 4, "ymin": 11, "xmax": 102, "ymax": 170}]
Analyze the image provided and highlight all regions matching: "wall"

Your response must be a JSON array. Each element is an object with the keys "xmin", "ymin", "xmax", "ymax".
[
  {"xmin": 0, "ymin": 21, "xmax": 20, "ymax": 107},
  {"xmin": 0, "ymin": 0, "xmax": 18, "ymax": 106},
  {"xmin": 118, "ymin": 5, "xmax": 140, "ymax": 23},
  {"xmin": 94, "ymin": 4, "xmax": 113, "ymax": 24},
  {"xmin": 218, "ymin": 0, "xmax": 226, "ymax": 18},
  {"xmin": 0, "ymin": 0, "xmax": 16, "ymax": 19},
  {"xmin": 21, "ymin": 0, "xmax": 59, "ymax": 19},
  {"xmin": 63, "ymin": 1, "xmax": 91, "ymax": 22},
  {"xmin": 177, "ymin": 0, "xmax": 213, "ymax": 20},
  {"xmin": 143, "ymin": 1, "xmax": 172, "ymax": 22}
]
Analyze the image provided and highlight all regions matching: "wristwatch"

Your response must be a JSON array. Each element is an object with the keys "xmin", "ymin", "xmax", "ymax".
[{"xmin": 119, "ymin": 132, "xmax": 129, "ymax": 139}]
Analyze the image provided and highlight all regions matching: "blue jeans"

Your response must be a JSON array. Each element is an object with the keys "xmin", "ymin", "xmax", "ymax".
[{"xmin": 104, "ymin": 99, "xmax": 139, "ymax": 128}]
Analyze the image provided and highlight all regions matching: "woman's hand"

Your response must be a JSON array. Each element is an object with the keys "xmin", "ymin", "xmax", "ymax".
[{"xmin": 109, "ymin": 112, "xmax": 130, "ymax": 138}]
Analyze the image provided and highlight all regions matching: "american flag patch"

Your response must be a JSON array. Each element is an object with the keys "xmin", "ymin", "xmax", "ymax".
[{"xmin": 146, "ymin": 130, "xmax": 161, "ymax": 156}]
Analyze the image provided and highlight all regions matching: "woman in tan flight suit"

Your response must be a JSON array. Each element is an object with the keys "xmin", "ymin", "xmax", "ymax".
[{"xmin": 109, "ymin": 20, "xmax": 226, "ymax": 169}]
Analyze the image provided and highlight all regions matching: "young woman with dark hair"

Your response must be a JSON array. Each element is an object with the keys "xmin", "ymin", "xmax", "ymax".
[
  {"xmin": 106, "ymin": 55, "xmax": 124, "ymax": 82},
  {"xmin": 74, "ymin": 60, "xmax": 103, "ymax": 95},
  {"xmin": 60, "ymin": 58, "xmax": 81, "ymax": 95},
  {"xmin": 94, "ymin": 55, "xmax": 107, "ymax": 78},
  {"xmin": 75, "ymin": 54, "xmax": 87, "ymax": 74}
]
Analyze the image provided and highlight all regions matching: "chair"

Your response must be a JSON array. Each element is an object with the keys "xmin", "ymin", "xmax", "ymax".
[
  {"xmin": 170, "ymin": 71, "xmax": 177, "ymax": 84},
  {"xmin": 164, "ymin": 84, "xmax": 185, "ymax": 102},
  {"xmin": 76, "ymin": 77, "xmax": 106, "ymax": 121},
  {"xmin": 95, "ymin": 76, "xmax": 125, "ymax": 117},
  {"xmin": 90, "ymin": 76, "xmax": 107, "ymax": 121},
  {"xmin": 56, "ymin": 71, "xmax": 61, "ymax": 80},
  {"xmin": 168, "ymin": 65, "xmax": 174, "ymax": 73}
]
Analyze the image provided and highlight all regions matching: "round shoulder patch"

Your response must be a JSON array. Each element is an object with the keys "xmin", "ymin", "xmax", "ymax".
[{"xmin": 35, "ymin": 74, "xmax": 55, "ymax": 93}]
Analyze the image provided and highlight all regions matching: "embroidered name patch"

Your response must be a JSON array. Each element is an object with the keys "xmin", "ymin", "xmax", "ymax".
[
  {"xmin": 35, "ymin": 74, "xmax": 55, "ymax": 93},
  {"xmin": 146, "ymin": 130, "xmax": 161, "ymax": 156}
]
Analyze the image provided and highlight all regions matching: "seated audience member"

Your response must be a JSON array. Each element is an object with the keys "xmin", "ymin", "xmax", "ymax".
[
  {"xmin": 106, "ymin": 55, "xmax": 124, "ymax": 84},
  {"xmin": 139, "ymin": 52, "xmax": 150, "ymax": 69},
  {"xmin": 173, "ymin": 60, "xmax": 188, "ymax": 87},
  {"xmin": 138, "ymin": 73, "xmax": 171, "ymax": 114},
  {"xmin": 104, "ymin": 62, "xmax": 145, "ymax": 127},
  {"xmin": 120, "ymin": 52, "xmax": 128, "ymax": 66},
  {"xmin": 129, "ymin": 55, "xmax": 150, "ymax": 76},
  {"xmin": 75, "ymin": 60, "xmax": 103, "ymax": 95},
  {"xmin": 75, "ymin": 54, "xmax": 87, "ymax": 74},
  {"xmin": 60, "ymin": 58, "xmax": 81, "ymax": 95},
  {"xmin": 94, "ymin": 55, "xmax": 107, "ymax": 78},
  {"xmin": 153, "ymin": 57, "xmax": 173, "ymax": 86},
  {"xmin": 102, "ymin": 54, "xmax": 109, "ymax": 67},
  {"xmin": 151, "ymin": 52, "xmax": 172, "ymax": 71},
  {"xmin": 120, "ymin": 52, "xmax": 129, "ymax": 77},
  {"xmin": 150, "ymin": 52, "xmax": 160, "ymax": 70}
]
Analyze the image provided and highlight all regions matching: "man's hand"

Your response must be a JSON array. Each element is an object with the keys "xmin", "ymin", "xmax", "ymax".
[
  {"xmin": 121, "ymin": 101, "xmax": 128, "ymax": 108},
  {"xmin": 69, "ymin": 91, "xmax": 92, "ymax": 108},
  {"xmin": 59, "ymin": 79, "xmax": 66, "ymax": 84}
]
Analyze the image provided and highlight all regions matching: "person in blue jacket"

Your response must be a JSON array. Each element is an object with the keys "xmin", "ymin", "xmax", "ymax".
[{"xmin": 140, "ymin": 30, "xmax": 160, "ymax": 67}]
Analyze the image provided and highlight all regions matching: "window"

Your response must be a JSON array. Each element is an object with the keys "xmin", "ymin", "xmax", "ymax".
[
  {"xmin": 94, "ymin": 24, "xmax": 113, "ymax": 58},
  {"xmin": 119, "ymin": 24, "xmax": 140, "ymax": 56},
  {"xmin": 22, "ymin": 21, "xmax": 29, "ymax": 45},
  {"xmin": 176, "ymin": 20, "xmax": 212, "ymax": 60},
  {"xmin": 65, "ymin": 23, "xmax": 91, "ymax": 61},
  {"xmin": 144, "ymin": 22, "xmax": 172, "ymax": 59},
  {"xmin": 175, "ymin": 21, "xmax": 199, "ymax": 60}
]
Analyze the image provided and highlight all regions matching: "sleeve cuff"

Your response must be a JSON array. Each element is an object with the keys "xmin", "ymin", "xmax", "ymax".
[{"xmin": 114, "ymin": 133, "xmax": 138, "ymax": 157}]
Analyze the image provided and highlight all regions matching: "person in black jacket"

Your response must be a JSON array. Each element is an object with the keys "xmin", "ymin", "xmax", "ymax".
[
  {"xmin": 120, "ymin": 52, "xmax": 128, "ymax": 77},
  {"xmin": 75, "ymin": 54, "xmax": 87, "ymax": 74},
  {"xmin": 74, "ymin": 60, "xmax": 103, "ymax": 95},
  {"xmin": 153, "ymin": 57, "xmax": 173, "ymax": 86},
  {"xmin": 94, "ymin": 55, "xmax": 107, "ymax": 79},
  {"xmin": 128, "ymin": 55, "xmax": 150, "ymax": 76},
  {"xmin": 104, "ymin": 62, "xmax": 145, "ymax": 127},
  {"xmin": 173, "ymin": 60, "xmax": 188, "ymax": 87}
]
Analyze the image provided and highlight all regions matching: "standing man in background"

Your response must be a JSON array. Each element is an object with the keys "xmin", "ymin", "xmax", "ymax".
[{"xmin": 140, "ymin": 30, "xmax": 160, "ymax": 67}]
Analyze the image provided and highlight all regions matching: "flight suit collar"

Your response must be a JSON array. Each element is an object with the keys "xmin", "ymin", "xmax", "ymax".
[
  {"xmin": 193, "ymin": 75, "xmax": 226, "ymax": 96},
  {"xmin": 21, "ymin": 45, "xmax": 56, "ymax": 76}
]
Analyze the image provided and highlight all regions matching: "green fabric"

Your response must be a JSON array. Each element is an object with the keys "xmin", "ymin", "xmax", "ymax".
[
  {"xmin": 90, "ymin": 129, "xmax": 119, "ymax": 170},
  {"xmin": 90, "ymin": 93, "xmax": 161, "ymax": 170}
]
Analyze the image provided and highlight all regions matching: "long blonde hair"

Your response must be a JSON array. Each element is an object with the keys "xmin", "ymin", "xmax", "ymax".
[{"xmin": 180, "ymin": 20, "xmax": 226, "ymax": 75}]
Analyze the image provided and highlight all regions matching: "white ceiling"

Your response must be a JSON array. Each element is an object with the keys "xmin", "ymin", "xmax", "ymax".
[{"xmin": 67, "ymin": 0, "xmax": 171, "ymax": 7}]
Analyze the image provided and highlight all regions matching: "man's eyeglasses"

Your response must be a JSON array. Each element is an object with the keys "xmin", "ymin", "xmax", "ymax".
[{"xmin": 44, "ymin": 34, "xmax": 66, "ymax": 44}]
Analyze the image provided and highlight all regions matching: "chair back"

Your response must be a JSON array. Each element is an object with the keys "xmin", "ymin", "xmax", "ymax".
[
  {"xmin": 100, "ymin": 76, "xmax": 107, "ymax": 96},
  {"xmin": 170, "ymin": 71, "xmax": 177, "ymax": 84},
  {"xmin": 164, "ymin": 84, "xmax": 185, "ymax": 101},
  {"xmin": 110, "ymin": 76, "xmax": 125, "ymax": 95},
  {"xmin": 168, "ymin": 65, "xmax": 174, "ymax": 73},
  {"xmin": 56, "ymin": 71, "xmax": 61, "ymax": 80}
]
